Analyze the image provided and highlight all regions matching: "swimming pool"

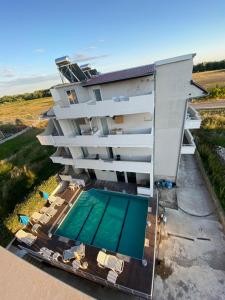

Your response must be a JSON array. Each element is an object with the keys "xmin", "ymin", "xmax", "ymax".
[{"xmin": 55, "ymin": 189, "xmax": 148, "ymax": 259}]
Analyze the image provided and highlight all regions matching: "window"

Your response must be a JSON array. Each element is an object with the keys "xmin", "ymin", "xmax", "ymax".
[
  {"xmin": 93, "ymin": 88, "xmax": 102, "ymax": 101},
  {"xmin": 66, "ymin": 89, "xmax": 78, "ymax": 105}
]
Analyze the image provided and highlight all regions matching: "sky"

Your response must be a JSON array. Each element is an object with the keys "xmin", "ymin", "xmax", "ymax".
[{"xmin": 0, "ymin": 0, "xmax": 225, "ymax": 96}]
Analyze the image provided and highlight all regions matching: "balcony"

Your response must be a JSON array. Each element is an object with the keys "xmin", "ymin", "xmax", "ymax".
[
  {"xmin": 50, "ymin": 148, "xmax": 73, "ymax": 165},
  {"xmin": 76, "ymin": 156, "xmax": 152, "ymax": 174},
  {"xmin": 54, "ymin": 152, "xmax": 152, "ymax": 174},
  {"xmin": 59, "ymin": 166, "xmax": 89, "ymax": 186},
  {"xmin": 38, "ymin": 128, "xmax": 153, "ymax": 148},
  {"xmin": 185, "ymin": 105, "xmax": 201, "ymax": 129},
  {"xmin": 53, "ymin": 93, "xmax": 154, "ymax": 120},
  {"xmin": 181, "ymin": 129, "xmax": 196, "ymax": 154}
]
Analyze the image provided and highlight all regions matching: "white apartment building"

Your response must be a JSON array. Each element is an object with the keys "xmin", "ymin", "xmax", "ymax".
[{"xmin": 37, "ymin": 53, "xmax": 207, "ymax": 197}]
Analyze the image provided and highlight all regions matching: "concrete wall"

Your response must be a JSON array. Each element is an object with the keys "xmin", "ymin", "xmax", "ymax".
[
  {"xmin": 112, "ymin": 147, "xmax": 151, "ymax": 161},
  {"xmin": 87, "ymin": 76, "xmax": 154, "ymax": 100},
  {"xmin": 136, "ymin": 173, "xmax": 150, "ymax": 185},
  {"xmin": 52, "ymin": 76, "xmax": 154, "ymax": 106},
  {"xmin": 154, "ymin": 57, "xmax": 194, "ymax": 181},
  {"xmin": 94, "ymin": 170, "xmax": 117, "ymax": 182},
  {"xmin": 106, "ymin": 113, "xmax": 152, "ymax": 134},
  {"xmin": 86, "ymin": 146, "xmax": 109, "ymax": 159}
]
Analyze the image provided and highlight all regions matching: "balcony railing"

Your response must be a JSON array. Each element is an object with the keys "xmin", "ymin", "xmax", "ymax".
[
  {"xmin": 181, "ymin": 129, "xmax": 196, "ymax": 154},
  {"xmin": 185, "ymin": 105, "xmax": 202, "ymax": 129},
  {"xmin": 53, "ymin": 93, "xmax": 154, "ymax": 120}
]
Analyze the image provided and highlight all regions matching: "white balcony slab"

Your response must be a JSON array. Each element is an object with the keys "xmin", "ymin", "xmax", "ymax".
[
  {"xmin": 51, "ymin": 155, "xmax": 152, "ymax": 174},
  {"xmin": 53, "ymin": 94, "xmax": 154, "ymax": 120},
  {"xmin": 38, "ymin": 133, "xmax": 153, "ymax": 148},
  {"xmin": 185, "ymin": 105, "xmax": 202, "ymax": 129},
  {"xmin": 61, "ymin": 134, "xmax": 153, "ymax": 147},
  {"xmin": 181, "ymin": 129, "xmax": 196, "ymax": 154},
  {"xmin": 185, "ymin": 119, "xmax": 201, "ymax": 129}
]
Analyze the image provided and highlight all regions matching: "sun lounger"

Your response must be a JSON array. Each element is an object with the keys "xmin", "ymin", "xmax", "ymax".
[
  {"xmin": 97, "ymin": 251, "xmax": 124, "ymax": 274},
  {"xmin": 31, "ymin": 212, "xmax": 43, "ymax": 222},
  {"xmin": 48, "ymin": 195, "xmax": 65, "ymax": 206},
  {"xmin": 63, "ymin": 244, "xmax": 85, "ymax": 262},
  {"xmin": 107, "ymin": 270, "xmax": 118, "ymax": 284},
  {"xmin": 15, "ymin": 229, "xmax": 37, "ymax": 246},
  {"xmin": 40, "ymin": 206, "xmax": 57, "ymax": 217},
  {"xmin": 39, "ymin": 247, "xmax": 54, "ymax": 260},
  {"xmin": 72, "ymin": 259, "xmax": 81, "ymax": 271},
  {"xmin": 40, "ymin": 207, "xmax": 48, "ymax": 214},
  {"xmin": 39, "ymin": 214, "xmax": 51, "ymax": 224},
  {"xmin": 31, "ymin": 223, "xmax": 41, "ymax": 233},
  {"xmin": 31, "ymin": 212, "xmax": 51, "ymax": 224},
  {"xmin": 52, "ymin": 252, "xmax": 61, "ymax": 261}
]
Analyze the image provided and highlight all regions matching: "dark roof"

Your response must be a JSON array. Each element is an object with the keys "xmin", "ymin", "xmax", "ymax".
[
  {"xmin": 190, "ymin": 80, "xmax": 208, "ymax": 95},
  {"xmin": 82, "ymin": 64, "xmax": 155, "ymax": 87}
]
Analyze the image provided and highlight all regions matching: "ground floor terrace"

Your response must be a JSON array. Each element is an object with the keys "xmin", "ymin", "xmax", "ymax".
[{"xmin": 12, "ymin": 180, "xmax": 158, "ymax": 299}]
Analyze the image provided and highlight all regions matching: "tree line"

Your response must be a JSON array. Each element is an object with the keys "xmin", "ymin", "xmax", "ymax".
[
  {"xmin": 193, "ymin": 59, "xmax": 225, "ymax": 73},
  {"xmin": 0, "ymin": 89, "xmax": 51, "ymax": 104}
]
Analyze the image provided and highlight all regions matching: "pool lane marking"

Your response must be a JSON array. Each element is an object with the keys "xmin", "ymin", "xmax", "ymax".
[
  {"xmin": 90, "ymin": 196, "xmax": 110, "ymax": 245},
  {"xmin": 115, "ymin": 198, "xmax": 131, "ymax": 253},
  {"xmin": 75, "ymin": 204, "xmax": 95, "ymax": 241}
]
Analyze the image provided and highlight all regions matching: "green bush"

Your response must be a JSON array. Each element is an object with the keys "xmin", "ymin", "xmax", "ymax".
[{"xmin": 194, "ymin": 108, "xmax": 225, "ymax": 212}]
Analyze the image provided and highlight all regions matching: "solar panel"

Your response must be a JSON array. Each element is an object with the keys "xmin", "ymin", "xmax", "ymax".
[{"xmin": 55, "ymin": 56, "xmax": 98, "ymax": 83}]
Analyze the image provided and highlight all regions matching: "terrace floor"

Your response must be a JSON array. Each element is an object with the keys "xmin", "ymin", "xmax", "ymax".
[{"xmin": 13, "ymin": 180, "xmax": 157, "ymax": 299}]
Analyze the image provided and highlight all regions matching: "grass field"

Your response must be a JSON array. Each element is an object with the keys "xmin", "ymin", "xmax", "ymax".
[
  {"xmin": 194, "ymin": 109, "xmax": 225, "ymax": 211},
  {"xmin": 0, "ymin": 96, "xmax": 62, "ymax": 246},
  {"xmin": 0, "ymin": 97, "xmax": 53, "ymax": 126},
  {"xmin": 193, "ymin": 69, "xmax": 225, "ymax": 90}
]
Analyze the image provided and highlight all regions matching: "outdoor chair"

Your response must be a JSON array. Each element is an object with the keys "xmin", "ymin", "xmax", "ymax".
[
  {"xmin": 15, "ymin": 229, "xmax": 37, "ymax": 246},
  {"xmin": 39, "ymin": 247, "xmax": 54, "ymax": 260},
  {"xmin": 48, "ymin": 195, "xmax": 65, "ymax": 206},
  {"xmin": 52, "ymin": 252, "xmax": 61, "ymax": 262},
  {"xmin": 31, "ymin": 212, "xmax": 51, "ymax": 224},
  {"xmin": 63, "ymin": 244, "xmax": 85, "ymax": 262},
  {"xmin": 107, "ymin": 270, "xmax": 118, "ymax": 284},
  {"xmin": 31, "ymin": 223, "xmax": 41, "ymax": 233},
  {"xmin": 97, "ymin": 251, "xmax": 124, "ymax": 274}
]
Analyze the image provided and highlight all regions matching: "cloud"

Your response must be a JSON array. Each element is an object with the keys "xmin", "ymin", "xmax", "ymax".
[
  {"xmin": 72, "ymin": 53, "xmax": 109, "ymax": 62},
  {"xmin": 0, "ymin": 73, "xmax": 60, "ymax": 96},
  {"xmin": 88, "ymin": 45, "xmax": 97, "ymax": 49},
  {"xmin": 0, "ymin": 73, "xmax": 59, "ymax": 87},
  {"xmin": 0, "ymin": 68, "xmax": 16, "ymax": 78},
  {"xmin": 34, "ymin": 48, "xmax": 45, "ymax": 53}
]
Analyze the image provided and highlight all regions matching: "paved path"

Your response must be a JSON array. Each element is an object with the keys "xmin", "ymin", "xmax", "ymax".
[
  {"xmin": 154, "ymin": 155, "xmax": 225, "ymax": 300},
  {"xmin": 192, "ymin": 100, "xmax": 225, "ymax": 110}
]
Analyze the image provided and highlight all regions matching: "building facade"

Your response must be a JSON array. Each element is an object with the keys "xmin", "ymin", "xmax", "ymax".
[{"xmin": 37, "ymin": 54, "xmax": 207, "ymax": 197}]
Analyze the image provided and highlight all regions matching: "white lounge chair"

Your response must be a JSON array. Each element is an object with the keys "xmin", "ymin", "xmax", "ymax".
[
  {"xmin": 52, "ymin": 252, "xmax": 61, "ymax": 262},
  {"xmin": 31, "ymin": 223, "xmax": 41, "ymax": 233},
  {"xmin": 40, "ymin": 207, "xmax": 48, "ymax": 214},
  {"xmin": 41, "ymin": 206, "xmax": 57, "ymax": 217},
  {"xmin": 72, "ymin": 259, "xmax": 81, "ymax": 271},
  {"xmin": 39, "ymin": 247, "xmax": 54, "ymax": 260},
  {"xmin": 97, "ymin": 251, "xmax": 124, "ymax": 274},
  {"xmin": 63, "ymin": 244, "xmax": 85, "ymax": 262},
  {"xmin": 31, "ymin": 212, "xmax": 51, "ymax": 224},
  {"xmin": 15, "ymin": 229, "xmax": 37, "ymax": 246},
  {"xmin": 48, "ymin": 195, "xmax": 65, "ymax": 206},
  {"xmin": 107, "ymin": 270, "xmax": 118, "ymax": 284},
  {"xmin": 31, "ymin": 212, "xmax": 42, "ymax": 222}
]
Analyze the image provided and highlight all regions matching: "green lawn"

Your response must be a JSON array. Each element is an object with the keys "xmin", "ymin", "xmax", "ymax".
[
  {"xmin": 0, "ymin": 127, "xmax": 61, "ymax": 246},
  {"xmin": 194, "ymin": 109, "xmax": 225, "ymax": 211}
]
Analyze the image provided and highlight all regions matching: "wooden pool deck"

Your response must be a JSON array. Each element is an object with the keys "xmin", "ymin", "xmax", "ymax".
[{"xmin": 13, "ymin": 180, "xmax": 158, "ymax": 299}]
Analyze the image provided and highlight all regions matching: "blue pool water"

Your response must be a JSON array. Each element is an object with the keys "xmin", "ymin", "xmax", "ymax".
[{"xmin": 55, "ymin": 189, "xmax": 148, "ymax": 259}]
